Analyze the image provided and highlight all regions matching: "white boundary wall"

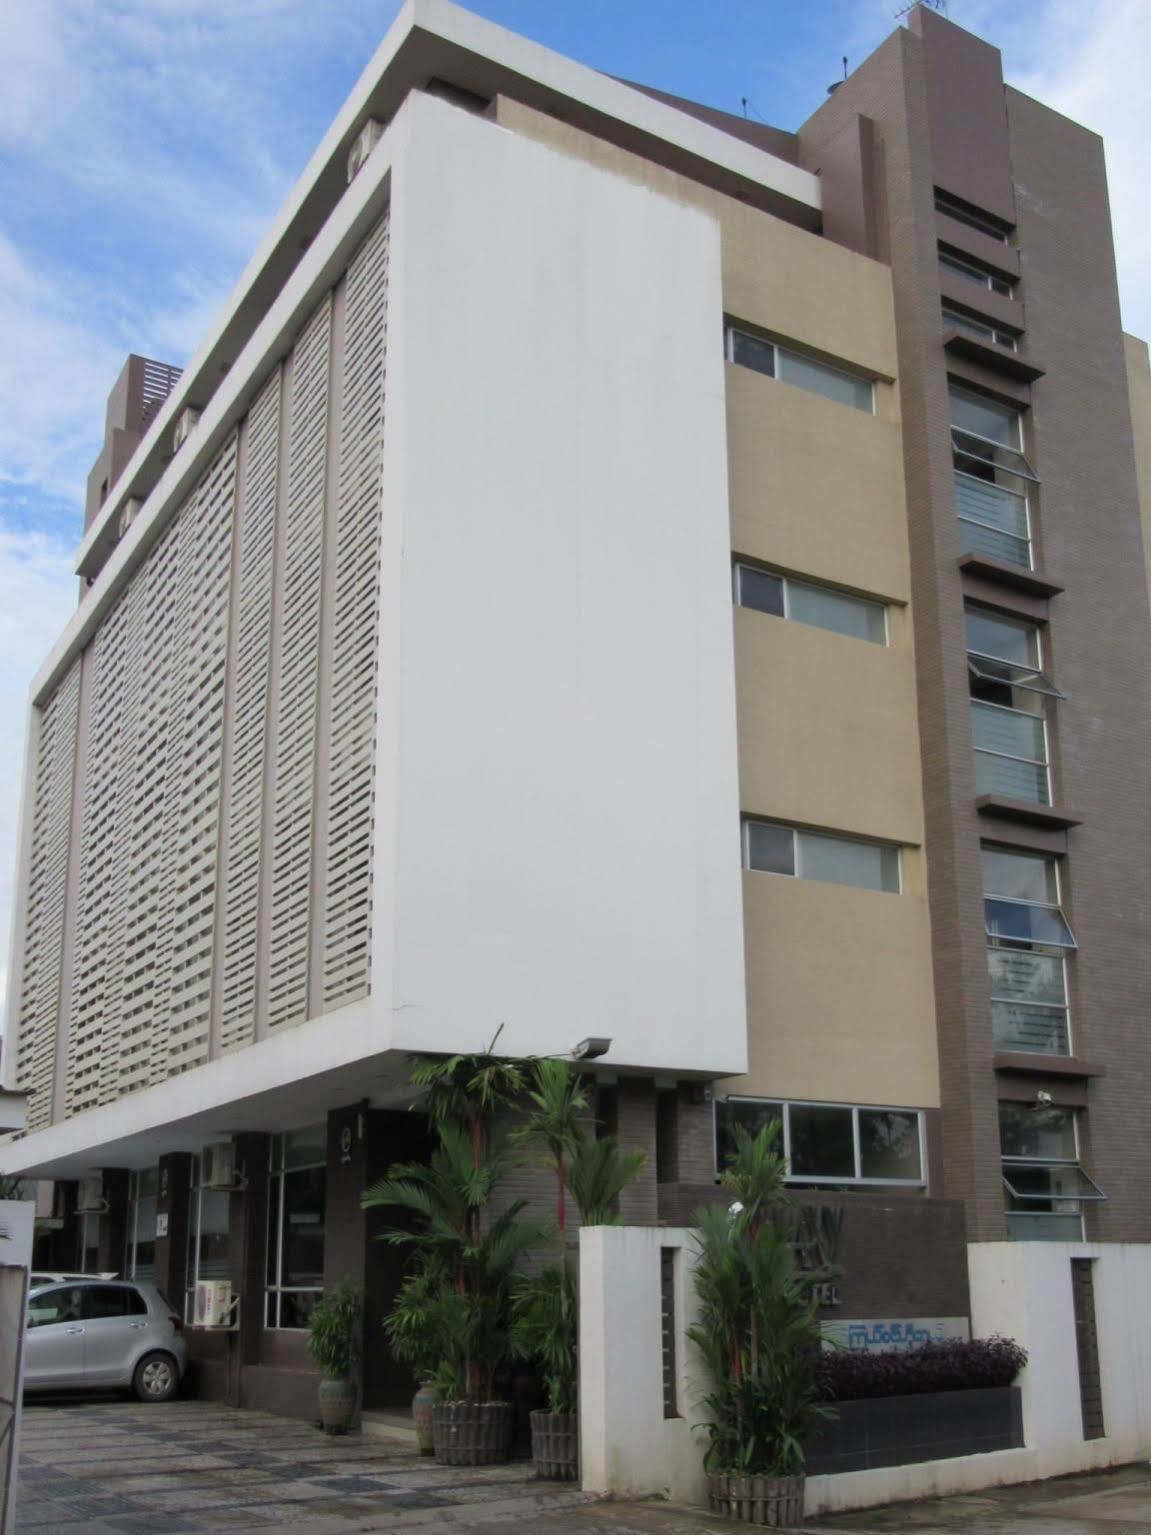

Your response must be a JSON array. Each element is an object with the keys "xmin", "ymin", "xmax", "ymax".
[
  {"xmin": 580, "ymin": 1228, "xmax": 1151, "ymax": 1515},
  {"xmin": 0, "ymin": 1201, "xmax": 34, "ymax": 1535}
]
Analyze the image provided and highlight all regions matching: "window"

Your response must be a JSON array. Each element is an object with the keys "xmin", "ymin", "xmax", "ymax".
[
  {"xmin": 939, "ymin": 249, "xmax": 1015, "ymax": 297},
  {"xmin": 734, "ymin": 563, "xmax": 887, "ymax": 644},
  {"xmin": 28, "ymin": 1285, "xmax": 85, "ymax": 1329},
  {"xmin": 125, "ymin": 1168, "xmax": 159, "ymax": 1282},
  {"xmin": 984, "ymin": 847, "xmax": 1074, "ymax": 1056},
  {"xmin": 185, "ymin": 1156, "xmax": 232, "ymax": 1325},
  {"xmin": 966, "ymin": 608, "xmax": 1060, "ymax": 806},
  {"xmin": 942, "ymin": 305, "xmax": 1018, "ymax": 351},
  {"xmin": 266, "ymin": 1126, "xmax": 326, "ymax": 1330},
  {"xmin": 743, "ymin": 820, "xmax": 900, "ymax": 893},
  {"xmin": 726, "ymin": 325, "xmax": 874, "ymax": 413},
  {"xmin": 717, "ymin": 1099, "xmax": 925, "ymax": 1186},
  {"xmin": 83, "ymin": 1285, "xmax": 148, "ymax": 1319},
  {"xmin": 999, "ymin": 1103, "xmax": 1105, "ymax": 1240},
  {"xmin": 950, "ymin": 386, "xmax": 1037, "ymax": 568},
  {"xmin": 934, "ymin": 192, "xmax": 1010, "ymax": 243}
]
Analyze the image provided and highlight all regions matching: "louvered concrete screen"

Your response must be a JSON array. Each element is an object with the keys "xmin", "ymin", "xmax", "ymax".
[{"xmin": 11, "ymin": 211, "xmax": 389, "ymax": 1123}]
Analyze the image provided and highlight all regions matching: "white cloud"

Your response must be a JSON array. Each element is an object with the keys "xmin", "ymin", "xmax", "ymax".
[{"xmin": 0, "ymin": 526, "xmax": 77, "ymax": 1031}]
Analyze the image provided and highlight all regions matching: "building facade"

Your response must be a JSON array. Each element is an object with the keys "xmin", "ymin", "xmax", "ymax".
[{"xmin": 3, "ymin": 0, "xmax": 1150, "ymax": 1422}]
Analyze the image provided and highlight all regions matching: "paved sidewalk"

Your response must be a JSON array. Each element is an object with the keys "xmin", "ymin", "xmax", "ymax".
[{"xmin": 14, "ymin": 1398, "xmax": 587, "ymax": 1534}]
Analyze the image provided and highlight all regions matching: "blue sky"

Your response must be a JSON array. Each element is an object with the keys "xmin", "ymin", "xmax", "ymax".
[{"xmin": 0, "ymin": 0, "xmax": 1148, "ymax": 1012}]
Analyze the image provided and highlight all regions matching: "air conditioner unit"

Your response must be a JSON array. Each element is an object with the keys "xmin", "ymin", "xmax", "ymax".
[
  {"xmin": 193, "ymin": 1279, "xmax": 233, "ymax": 1329},
  {"xmin": 117, "ymin": 497, "xmax": 143, "ymax": 539},
  {"xmin": 346, "ymin": 118, "xmax": 384, "ymax": 183},
  {"xmin": 76, "ymin": 1175, "xmax": 106, "ymax": 1214},
  {"xmin": 171, "ymin": 406, "xmax": 200, "ymax": 453},
  {"xmin": 201, "ymin": 1142, "xmax": 235, "ymax": 1190}
]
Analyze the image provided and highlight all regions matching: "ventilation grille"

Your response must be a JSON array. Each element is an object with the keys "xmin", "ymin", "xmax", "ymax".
[
  {"xmin": 13, "ymin": 664, "xmax": 80, "ymax": 1132},
  {"xmin": 13, "ymin": 210, "xmax": 390, "ymax": 1119}
]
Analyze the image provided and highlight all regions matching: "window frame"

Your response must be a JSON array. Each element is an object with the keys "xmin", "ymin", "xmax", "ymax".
[
  {"xmin": 733, "ymin": 561, "xmax": 889, "ymax": 646},
  {"xmin": 942, "ymin": 304, "xmax": 1018, "ymax": 351},
  {"xmin": 716, "ymin": 1097, "xmax": 927, "ymax": 1188},
  {"xmin": 265, "ymin": 1128, "xmax": 327, "ymax": 1332},
  {"xmin": 939, "ymin": 249, "xmax": 1015, "ymax": 297},
  {"xmin": 185, "ymin": 1156, "xmax": 233, "ymax": 1326},
  {"xmin": 742, "ymin": 818, "xmax": 902, "ymax": 895},
  {"xmin": 999, "ymin": 1104, "xmax": 1106, "ymax": 1239},
  {"xmin": 934, "ymin": 192, "xmax": 1011, "ymax": 243},
  {"xmin": 984, "ymin": 849, "xmax": 1075, "ymax": 1058},
  {"xmin": 950, "ymin": 388, "xmax": 1037, "ymax": 570},
  {"xmin": 124, "ymin": 1167, "xmax": 159, "ymax": 1282},
  {"xmin": 724, "ymin": 324, "xmax": 875, "ymax": 415}
]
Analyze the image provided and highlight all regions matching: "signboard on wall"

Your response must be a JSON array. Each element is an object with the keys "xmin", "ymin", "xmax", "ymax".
[{"xmin": 822, "ymin": 1316, "xmax": 971, "ymax": 1353}]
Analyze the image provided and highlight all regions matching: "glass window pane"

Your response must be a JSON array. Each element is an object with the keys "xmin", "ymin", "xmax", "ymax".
[
  {"xmin": 985, "ymin": 898, "xmax": 1075, "ymax": 947},
  {"xmin": 988, "ymin": 947, "xmax": 1066, "ymax": 1006},
  {"xmin": 787, "ymin": 581, "xmax": 886, "ymax": 644},
  {"xmin": 83, "ymin": 1286, "xmax": 133, "ymax": 1320},
  {"xmin": 777, "ymin": 348, "xmax": 873, "ymax": 412},
  {"xmin": 132, "ymin": 1194, "xmax": 158, "ymax": 1281},
  {"xmin": 198, "ymin": 1190, "xmax": 231, "ymax": 1282},
  {"xmin": 858, "ymin": 1111, "xmax": 922, "ymax": 1180},
  {"xmin": 999, "ymin": 1102, "xmax": 1077, "ymax": 1160},
  {"xmin": 717, "ymin": 1100, "xmax": 783, "ymax": 1168},
  {"xmin": 746, "ymin": 822, "xmax": 795, "ymax": 876},
  {"xmin": 957, "ymin": 515, "xmax": 1030, "ymax": 568},
  {"xmin": 965, "ymin": 610, "xmax": 1039, "ymax": 667},
  {"xmin": 280, "ymin": 1291, "xmax": 322, "ymax": 1330},
  {"xmin": 971, "ymin": 702, "xmax": 1046, "ymax": 763},
  {"xmin": 730, "ymin": 330, "xmax": 775, "ymax": 378},
  {"xmin": 1007, "ymin": 1212, "xmax": 1082, "ymax": 1241},
  {"xmin": 788, "ymin": 1104, "xmax": 856, "ymax": 1178},
  {"xmin": 1002, "ymin": 1164, "xmax": 1103, "ymax": 1201},
  {"xmin": 950, "ymin": 387, "xmax": 1020, "ymax": 446},
  {"xmin": 975, "ymin": 752, "xmax": 1050, "ymax": 805},
  {"xmin": 797, "ymin": 832, "xmax": 899, "ymax": 893},
  {"xmin": 992, "ymin": 1001, "xmax": 1070, "ymax": 1055},
  {"xmin": 954, "ymin": 475, "xmax": 1029, "ymax": 539},
  {"xmin": 736, "ymin": 565, "xmax": 784, "ymax": 617},
  {"xmin": 281, "ymin": 1166, "xmax": 325, "ymax": 1289},
  {"xmin": 982, "ymin": 848, "xmax": 1058, "ymax": 904},
  {"xmin": 28, "ymin": 1286, "xmax": 85, "ymax": 1328},
  {"xmin": 284, "ymin": 1124, "xmax": 327, "ymax": 1169}
]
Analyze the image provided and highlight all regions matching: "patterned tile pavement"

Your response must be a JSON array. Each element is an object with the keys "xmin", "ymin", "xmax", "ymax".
[{"xmin": 14, "ymin": 1398, "xmax": 589, "ymax": 1534}]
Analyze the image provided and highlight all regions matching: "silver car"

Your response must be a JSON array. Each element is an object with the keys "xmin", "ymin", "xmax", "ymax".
[{"xmin": 24, "ymin": 1279, "xmax": 188, "ymax": 1402}]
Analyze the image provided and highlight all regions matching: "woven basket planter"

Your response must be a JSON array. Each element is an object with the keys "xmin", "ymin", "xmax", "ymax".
[
  {"xmin": 706, "ymin": 1471, "xmax": 805, "ymax": 1527},
  {"xmin": 431, "ymin": 1402, "xmax": 514, "ymax": 1465},
  {"xmin": 529, "ymin": 1409, "xmax": 578, "ymax": 1481}
]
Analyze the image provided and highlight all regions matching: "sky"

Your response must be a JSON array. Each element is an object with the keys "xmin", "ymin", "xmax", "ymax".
[{"xmin": 0, "ymin": 0, "xmax": 1148, "ymax": 1021}]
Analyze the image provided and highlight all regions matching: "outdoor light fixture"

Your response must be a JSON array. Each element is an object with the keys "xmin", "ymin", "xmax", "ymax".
[{"xmin": 571, "ymin": 1036, "xmax": 612, "ymax": 1062}]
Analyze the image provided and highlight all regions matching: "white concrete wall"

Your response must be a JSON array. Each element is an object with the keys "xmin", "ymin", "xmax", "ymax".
[
  {"xmin": 381, "ymin": 92, "xmax": 747, "ymax": 1074},
  {"xmin": 580, "ymin": 1230, "xmax": 1151, "ymax": 1513},
  {"xmin": 0, "ymin": 1201, "xmax": 34, "ymax": 1535},
  {"xmin": 579, "ymin": 1225, "xmax": 710, "ymax": 1502},
  {"xmin": 968, "ymin": 1240, "xmax": 1151, "ymax": 1480}
]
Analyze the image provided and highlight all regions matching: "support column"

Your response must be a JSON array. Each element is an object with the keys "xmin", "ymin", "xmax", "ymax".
[
  {"xmin": 97, "ymin": 1169, "xmax": 130, "ymax": 1276},
  {"xmin": 154, "ymin": 1153, "xmax": 192, "ymax": 1311},
  {"xmin": 615, "ymin": 1079, "xmax": 659, "ymax": 1226}
]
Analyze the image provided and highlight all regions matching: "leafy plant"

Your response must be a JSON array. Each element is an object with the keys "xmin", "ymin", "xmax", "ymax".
[
  {"xmin": 366, "ymin": 1064, "xmax": 543, "ymax": 1403},
  {"xmin": 407, "ymin": 1027, "xmax": 525, "ymax": 1167},
  {"xmin": 306, "ymin": 1279, "xmax": 363, "ymax": 1381},
  {"xmin": 565, "ymin": 1134, "xmax": 647, "ymax": 1226},
  {"xmin": 511, "ymin": 1057, "xmax": 589, "ymax": 1234},
  {"xmin": 821, "ymin": 1336, "xmax": 1027, "ymax": 1401},
  {"xmin": 688, "ymin": 1121, "xmax": 835, "ymax": 1478},
  {"xmin": 510, "ymin": 1260, "xmax": 579, "ymax": 1414}
]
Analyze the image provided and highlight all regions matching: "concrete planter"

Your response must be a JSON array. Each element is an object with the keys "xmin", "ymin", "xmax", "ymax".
[
  {"xmin": 707, "ymin": 1472, "xmax": 805, "ymax": 1527},
  {"xmin": 412, "ymin": 1383, "xmax": 438, "ymax": 1456},
  {"xmin": 805, "ymin": 1385, "xmax": 1023, "ymax": 1475},
  {"xmin": 317, "ymin": 1377, "xmax": 357, "ymax": 1435},
  {"xmin": 431, "ymin": 1401, "xmax": 514, "ymax": 1465},
  {"xmin": 529, "ymin": 1409, "xmax": 578, "ymax": 1480}
]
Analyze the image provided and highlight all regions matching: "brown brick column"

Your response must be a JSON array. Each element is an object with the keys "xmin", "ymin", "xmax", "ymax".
[
  {"xmin": 154, "ymin": 1153, "xmax": 192, "ymax": 1310},
  {"xmin": 615, "ymin": 1078, "xmax": 658, "ymax": 1226},
  {"xmin": 97, "ymin": 1168, "xmax": 130, "ymax": 1275}
]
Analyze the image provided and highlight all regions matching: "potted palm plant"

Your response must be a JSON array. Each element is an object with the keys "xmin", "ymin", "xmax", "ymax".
[
  {"xmin": 690, "ymin": 1122, "xmax": 835, "ymax": 1527},
  {"xmin": 509, "ymin": 1058, "xmax": 646, "ymax": 1481},
  {"xmin": 365, "ymin": 1041, "xmax": 541, "ymax": 1465},
  {"xmin": 306, "ymin": 1279, "xmax": 363, "ymax": 1435}
]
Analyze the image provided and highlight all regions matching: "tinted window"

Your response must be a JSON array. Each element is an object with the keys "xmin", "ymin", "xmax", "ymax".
[
  {"xmin": 777, "ymin": 349, "xmax": 873, "ymax": 413},
  {"xmin": 786, "ymin": 580, "xmax": 886, "ymax": 644},
  {"xmin": 788, "ymin": 1104, "xmax": 855, "ymax": 1178},
  {"xmin": 745, "ymin": 822, "xmax": 795, "ymax": 877},
  {"xmin": 797, "ymin": 831, "xmax": 900, "ymax": 893},
  {"xmin": 28, "ymin": 1285, "xmax": 85, "ymax": 1328},
  {"xmin": 83, "ymin": 1285, "xmax": 148, "ymax": 1320}
]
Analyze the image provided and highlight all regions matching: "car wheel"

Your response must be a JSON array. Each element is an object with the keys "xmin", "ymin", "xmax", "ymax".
[{"xmin": 132, "ymin": 1351, "xmax": 179, "ymax": 1403}]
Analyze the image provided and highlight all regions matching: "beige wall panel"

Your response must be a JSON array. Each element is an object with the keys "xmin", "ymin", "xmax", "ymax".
[
  {"xmin": 730, "ymin": 869, "xmax": 940, "ymax": 1109},
  {"xmin": 735, "ymin": 607, "xmax": 924, "ymax": 847},
  {"xmin": 494, "ymin": 97, "xmax": 896, "ymax": 380},
  {"xmin": 727, "ymin": 367, "xmax": 910, "ymax": 602},
  {"xmin": 1124, "ymin": 334, "xmax": 1151, "ymax": 607}
]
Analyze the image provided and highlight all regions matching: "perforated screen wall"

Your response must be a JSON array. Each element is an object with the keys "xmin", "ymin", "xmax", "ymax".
[{"xmin": 10, "ymin": 212, "xmax": 389, "ymax": 1125}]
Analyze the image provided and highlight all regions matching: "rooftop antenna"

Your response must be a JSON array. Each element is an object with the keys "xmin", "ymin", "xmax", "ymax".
[
  {"xmin": 894, "ymin": 0, "xmax": 948, "ymax": 18},
  {"xmin": 827, "ymin": 55, "xmax": 849, "ymax": 95}
]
